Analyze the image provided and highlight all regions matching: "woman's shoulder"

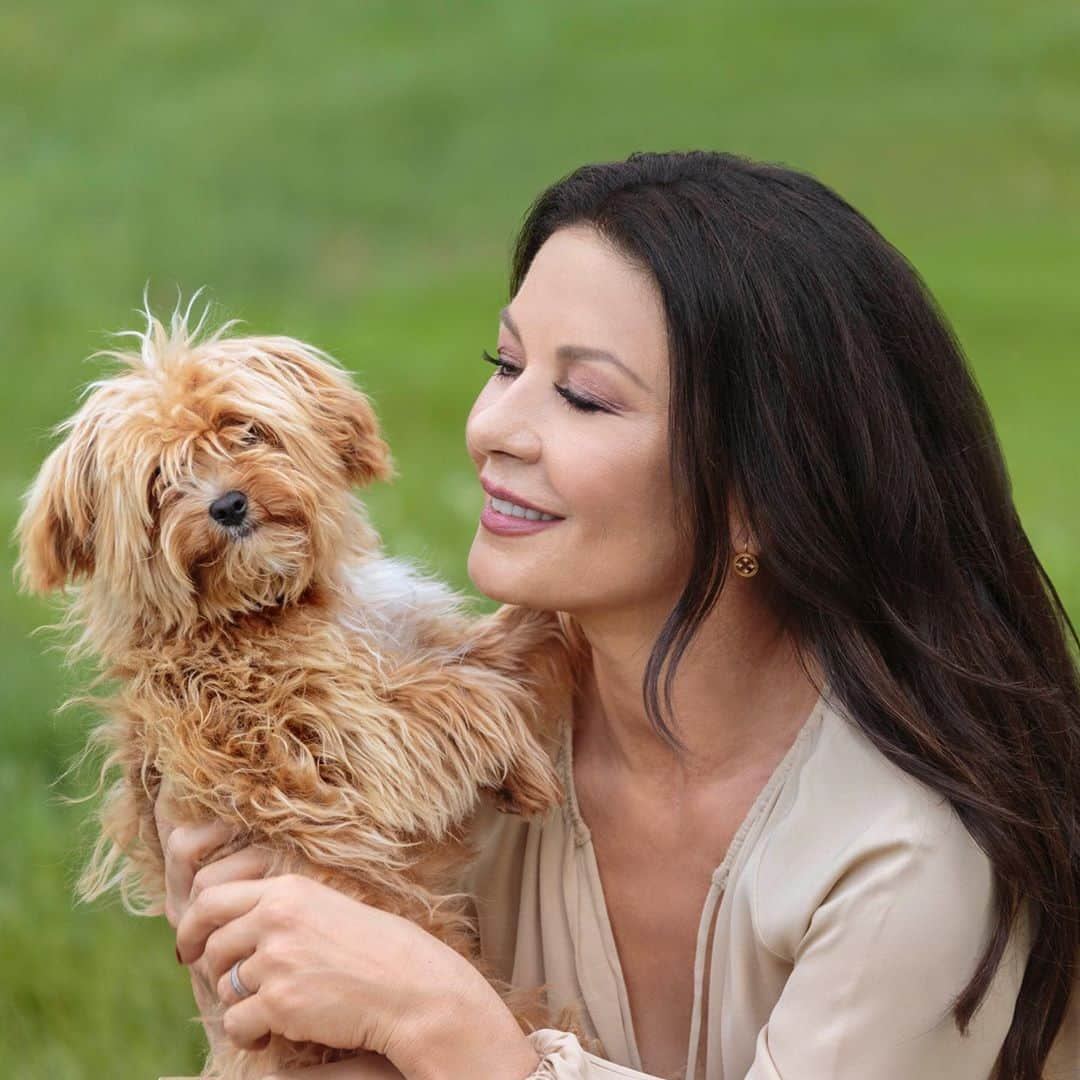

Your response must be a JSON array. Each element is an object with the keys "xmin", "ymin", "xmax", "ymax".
[
  {"xmin": 782, "ymin": 693, "xmax": 965, "ymax": 839},
  {"xmin": 751, "ymin": 694, "xmax": 1009, "ymax": 958}
]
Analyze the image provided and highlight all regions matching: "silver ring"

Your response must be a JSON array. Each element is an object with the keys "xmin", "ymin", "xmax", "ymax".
[{"xmin": 229, "ymin": 958, "xmax": 253, "ymax": 1000}]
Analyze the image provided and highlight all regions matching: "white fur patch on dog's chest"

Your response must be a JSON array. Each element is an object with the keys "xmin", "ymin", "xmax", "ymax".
[{"xmin": 336, "ymin": 556, "xmax": 469, "ymax": 656}]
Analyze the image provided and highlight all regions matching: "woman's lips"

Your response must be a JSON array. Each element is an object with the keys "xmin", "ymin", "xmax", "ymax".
[{"xmin": 480, "ymin": 502, "xmax": 565, "ymax": 536}]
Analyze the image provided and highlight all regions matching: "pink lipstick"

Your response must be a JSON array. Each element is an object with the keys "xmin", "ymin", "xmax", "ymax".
[{"xmin": 480, "ymin": 501, "xmax": 565, "ymax": 537}]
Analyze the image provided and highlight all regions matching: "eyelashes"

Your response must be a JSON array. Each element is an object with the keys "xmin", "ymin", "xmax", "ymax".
[{"xmin": 481, "ymin": 350, "xmax": 608, "ymax": 414}]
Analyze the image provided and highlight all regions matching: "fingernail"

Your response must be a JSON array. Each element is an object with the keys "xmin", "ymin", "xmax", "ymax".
[{"xmin": 176, "ymin": 944, "xmax": 183, "ymax": 965}]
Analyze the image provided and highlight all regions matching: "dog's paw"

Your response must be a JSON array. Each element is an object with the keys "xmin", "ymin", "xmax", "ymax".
[{"xmin": 491, "ymin": 754, "xmax": 564, "ymax": 817}]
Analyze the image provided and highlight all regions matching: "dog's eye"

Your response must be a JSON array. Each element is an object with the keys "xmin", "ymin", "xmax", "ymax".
[
  {"xmin": 256, "ymin": 422, "xmax": 284, "ymax": 447},
  {"xmin": 147, "ymin": 466, "xmax": 163, "ymax": 510},
  {"xmin": 244, "ymin": 422, "xmax": 280, "ymax": 447},
  {"xmin": 222, "ymin": 419, "xmax": 278, "ymax": 448}
]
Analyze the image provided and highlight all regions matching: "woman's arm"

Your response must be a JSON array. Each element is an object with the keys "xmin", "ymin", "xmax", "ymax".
[{"xmin": 743, "ymin": 803, "xmax": 1034, "ymax": 1078}]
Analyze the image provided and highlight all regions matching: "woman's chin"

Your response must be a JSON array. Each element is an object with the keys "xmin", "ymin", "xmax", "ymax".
[{"xmin": 467, "ymin": 541, "xmax": 546, "ymax": 607}]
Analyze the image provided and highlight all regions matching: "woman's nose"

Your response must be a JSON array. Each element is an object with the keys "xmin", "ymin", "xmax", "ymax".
[{"xmin": 466, "ymin": 384, "xmax": 543, "ymax": 464}]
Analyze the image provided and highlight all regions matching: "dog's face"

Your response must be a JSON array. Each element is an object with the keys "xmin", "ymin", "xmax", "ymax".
[{"xmin": 16, "ymin": 315, "xmax": 393, "ymax": 629}]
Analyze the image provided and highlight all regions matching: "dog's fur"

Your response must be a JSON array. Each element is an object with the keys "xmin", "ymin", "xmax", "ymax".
[{"xmin": 15, "ymin": 299, "xmax": 602, "ymax": 1077}]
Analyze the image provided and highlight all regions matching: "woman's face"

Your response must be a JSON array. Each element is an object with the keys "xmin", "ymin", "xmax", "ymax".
[{"xmin": 466, "ymin": 225, "xmax": 686, "ymax": 617}]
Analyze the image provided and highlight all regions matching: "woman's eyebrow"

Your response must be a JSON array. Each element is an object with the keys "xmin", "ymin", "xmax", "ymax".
[{"xmin": 499, "ymin": 306, "xmax": 650, "ymax": 391}]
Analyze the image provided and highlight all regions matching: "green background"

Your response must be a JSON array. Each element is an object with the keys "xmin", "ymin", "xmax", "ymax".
[{"xmin": 3, "ymin": 2, "xmax": 1077, "ymax": 1076}]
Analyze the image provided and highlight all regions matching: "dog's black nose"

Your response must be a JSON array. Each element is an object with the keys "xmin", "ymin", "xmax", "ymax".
[{"xmin": 209, "ymin": 490, "xmax": 248, "ymax": 527}]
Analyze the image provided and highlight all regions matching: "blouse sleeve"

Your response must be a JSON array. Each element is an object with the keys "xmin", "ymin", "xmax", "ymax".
[
  {"xmin": 745, "ymin": 803, "xmax": 1033, "ymax": 1079},
  {"xmin": 525, "ymin": 1030, "xmax": 667, "ymax": 1079}
]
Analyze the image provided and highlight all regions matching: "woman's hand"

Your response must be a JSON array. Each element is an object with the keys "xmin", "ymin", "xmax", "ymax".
[
  {"xmin": 174, "ymin": 873, "xmax": 480, "ymax": 1074},
  {"xmin": 154, "ymin": 778, "xmax": 276, "ymax": 1056},
  {"xmin": 158, "ymin": 785, "xmax": 541, "ymax": 1079},
  {"xmin": 155, "ymin": 778, "xmax": 262, "ymax": 933}
]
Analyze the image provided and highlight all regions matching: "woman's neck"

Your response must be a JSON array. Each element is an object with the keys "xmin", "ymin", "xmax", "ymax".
[{"xmin": 571, "ymin": 596, "xmax": 823, "ymax": 793}]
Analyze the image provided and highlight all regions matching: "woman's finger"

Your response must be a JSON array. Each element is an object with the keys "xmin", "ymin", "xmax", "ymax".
[
  {"xmin": 206, "ymin": 917, "xmax": 264, "ymax": 1000},
  {"xmin": 215, "ymin": 949, "xmax": 262, "ymax": 1008},
  {"xmin": 220, "ymin": 992, "xmax": 272, "ymax": 1051},
  {"xmin": 162, "ymin": 819, "xmax": 237, "ymax": 928},
  {"xmin": 154, "ymin": 777, "xmax": 227, "ymax": 855},
  {"xmin": 191, "ymin": 845, "xmax": 273, "ymax": 899},
  {"xmin": 176, "ymin": 879, "xmax": 267, "ymax": 964}
]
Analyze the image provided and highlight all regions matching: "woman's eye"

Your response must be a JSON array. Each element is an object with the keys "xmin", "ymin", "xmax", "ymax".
[
  {"xmin": 481, "ymin": 350, "xmax": 608, "ymax": 414},
  {"xmin": 481, "ymin": 349, "xmax": 519, "ymax": 378},
  {"xmin": 555, "ymin": 386, "xmax": 606, "ymax": 414}
]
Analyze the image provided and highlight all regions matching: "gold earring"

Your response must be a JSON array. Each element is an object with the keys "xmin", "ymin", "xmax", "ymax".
[{"xmin": 733, "ymin": 547, "xmax": 759, "ymax": 578}]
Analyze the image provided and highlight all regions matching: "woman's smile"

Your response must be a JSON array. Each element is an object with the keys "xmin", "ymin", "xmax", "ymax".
[{"xmin": 480, "ymin": 497, "xmax": 565, "ymax": 536}]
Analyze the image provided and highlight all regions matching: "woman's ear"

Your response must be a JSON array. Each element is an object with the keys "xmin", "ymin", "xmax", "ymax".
[{"xmin": 15, "ymin": 414, "xmax": 98, "ymax": 593}]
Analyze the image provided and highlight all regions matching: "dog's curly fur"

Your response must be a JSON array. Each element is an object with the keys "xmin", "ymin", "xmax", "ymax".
[{"xmin": 15, "ymin": 297, "xmax": 603, "ymax": 1077}]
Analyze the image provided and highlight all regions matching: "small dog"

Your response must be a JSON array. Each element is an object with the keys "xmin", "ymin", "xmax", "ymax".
[{"xmin": 15, "ymin": 297, "xmax": 599, "ymax": 1078}]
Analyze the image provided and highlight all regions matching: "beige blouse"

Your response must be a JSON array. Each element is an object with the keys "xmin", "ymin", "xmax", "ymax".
[{"xmin": 460, "ymin": 684, "xmax": 1079, "ymax": 1080}]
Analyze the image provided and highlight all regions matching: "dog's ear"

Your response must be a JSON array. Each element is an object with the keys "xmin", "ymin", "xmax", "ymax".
[
  {"xmin": 333, "ymin": 384, "xmax": 395, "ymax": 488},
  {"xmin": 261, "ymin": 338, "xmax": 395, "ymax": 487},
  {"xmin": 15, "ymin": 415, "xmax": 98, "ymax": 593}
]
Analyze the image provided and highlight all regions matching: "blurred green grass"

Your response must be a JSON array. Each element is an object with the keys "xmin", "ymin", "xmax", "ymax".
[{"xmin": 2, "ymin": 1, "xmax": 1077, "ymax": 1075}]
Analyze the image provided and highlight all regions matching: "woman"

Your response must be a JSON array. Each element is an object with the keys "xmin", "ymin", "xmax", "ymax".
[{"xmin": 161, "ymin": 151, "xmax": 1079, "ymax": 1079}]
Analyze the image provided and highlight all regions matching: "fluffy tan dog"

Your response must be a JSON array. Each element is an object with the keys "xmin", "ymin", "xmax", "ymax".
[{"xmin": 15, "ymin": 298, "xmax": 598, "ymax": 1078}]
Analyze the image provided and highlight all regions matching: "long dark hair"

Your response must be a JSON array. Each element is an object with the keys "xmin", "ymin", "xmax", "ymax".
[{"xmin": 508, "ymin": 151, "xmax": 1078, "ymax": 1079}]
